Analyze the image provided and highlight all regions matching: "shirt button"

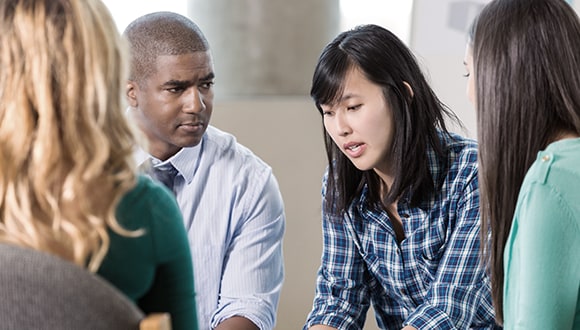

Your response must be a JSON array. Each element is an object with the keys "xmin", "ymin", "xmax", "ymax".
[{"xmin": 542, "ymin": 155, "xmax": 550, "ymax": 162}]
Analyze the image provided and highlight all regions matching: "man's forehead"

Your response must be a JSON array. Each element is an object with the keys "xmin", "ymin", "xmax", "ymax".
[
  {"xmin": 155, "ymin": 51, "xmax": 213, "ymax": 65},
  {"xmin": 148, "ymin": 55, "xmax": 214, "ymax": 86},
  {"xmin": 152, "ymin": 53, "xmax": 214, "ymax": 78}
]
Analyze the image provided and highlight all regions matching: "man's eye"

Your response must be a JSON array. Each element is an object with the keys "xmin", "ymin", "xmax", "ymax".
[
  {"xmin": 200, "ymin": 81, "xmax": 214, "ymax": 89},
  {"xmin": 167, "ymin": 87, "xmax": 184, "ymax": 93}
]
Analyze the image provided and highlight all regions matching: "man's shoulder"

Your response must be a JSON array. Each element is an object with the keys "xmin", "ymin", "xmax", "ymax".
[
  {"xmin": 204, "ymin": 125, "xmax": 272, "ymax": 173},
  {"xmin": 201, "ymin": 126, "xmax": 283, "ymax": 209}
]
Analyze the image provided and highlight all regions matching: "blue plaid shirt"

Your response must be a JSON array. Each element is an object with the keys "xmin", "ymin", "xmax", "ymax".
[{"xmin": 305, "ymin": 133, "xmax": 499, "ymax": 330}]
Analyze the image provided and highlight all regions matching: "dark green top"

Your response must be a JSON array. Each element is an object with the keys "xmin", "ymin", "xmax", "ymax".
[{"xmin": 97, "ymin": 175, "xmax": 198, "ymax": 330}]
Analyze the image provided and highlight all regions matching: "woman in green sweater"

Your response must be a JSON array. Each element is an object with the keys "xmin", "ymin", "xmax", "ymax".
[
  {"xmin": 464, "ymin": 0, "xmax": 580, "ymax": 328},
  {"xmin": 0, "ymin": 0, "xmax": 198, "ymax": 329}
]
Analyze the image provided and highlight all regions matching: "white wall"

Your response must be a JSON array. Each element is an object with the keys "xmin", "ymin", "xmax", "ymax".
[{"xmin": 410, "ymin": 0, "xmax": 490, "ymax": 138}]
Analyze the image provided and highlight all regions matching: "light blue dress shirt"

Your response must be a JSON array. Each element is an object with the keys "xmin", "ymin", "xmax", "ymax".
[{"xmin": 136, "ymin": 125, "xmax": 286, "ymax": 330}]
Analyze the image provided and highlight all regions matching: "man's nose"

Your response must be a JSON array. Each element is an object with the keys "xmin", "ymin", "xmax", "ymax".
[{"xmin": 183, "ymin": 88, "xmax": 206, "ymax": 113}]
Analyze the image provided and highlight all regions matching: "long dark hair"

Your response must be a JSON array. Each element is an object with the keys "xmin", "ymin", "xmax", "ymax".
[
  {"xmin": 472, "ymin": 0, "xmax": 580, "ymax": 323},
  {"xmin": 311, "ymin": 24, "xmax": 460, "ymax": 216}
]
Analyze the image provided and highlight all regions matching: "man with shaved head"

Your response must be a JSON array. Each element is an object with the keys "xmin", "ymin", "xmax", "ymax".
[{"xmin": 124, "ymin": 12, "xmax": 286, "ymax": 330}]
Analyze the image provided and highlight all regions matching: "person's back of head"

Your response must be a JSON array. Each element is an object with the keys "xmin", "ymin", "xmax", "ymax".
[
  {"xmin": 472, "ymin": 0, "xmax": 580, "ymax": 323},
  {"xmin": 473, "ymin": 0, "xmax": 580, "ymax": 149},
  {"xmin": 311, "ymin": 24, "xmax": 459, "ymax": 214},
  {"xmin": 123, "ymin": 11, "xmax": 210, "ymax": 87},
  {"xmin": 0, "ymin": 0, "xmax": 138, "ymax": 272}
]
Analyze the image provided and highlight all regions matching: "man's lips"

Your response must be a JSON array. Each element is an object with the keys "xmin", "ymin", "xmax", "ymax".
[
  {"xmin": 178, "ymin": 121, "xmax": 204, "ymax": 127},
  {"xmin": 176, "ymin": 121, "xmax": 205, "ymax": 133}
]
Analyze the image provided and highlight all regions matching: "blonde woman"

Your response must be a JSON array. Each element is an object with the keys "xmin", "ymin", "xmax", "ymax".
[{"xmin": 0, "ymin": 0, "xmax": 198, "ymax": 329}]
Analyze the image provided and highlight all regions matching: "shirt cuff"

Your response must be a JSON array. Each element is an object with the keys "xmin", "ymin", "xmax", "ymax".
[
  {"xmin": 211, "ymin": 299, "xmax": 275, "ymax": 330},
  {"xmin": 305, "ymin": 314, "xmax": 357, "ymax": 330},
  {"xmin": 404, "ymin": 303, "xmax": 455, "ymax": 330}
]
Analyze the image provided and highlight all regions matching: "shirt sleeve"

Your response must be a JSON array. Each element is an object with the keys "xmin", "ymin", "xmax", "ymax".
[
  {"xmin": 137, "ymin": 183, "xmax": 199, "ymax": 330},
  {"xmin": 304, "ymin": 176, "xmax": 371, "ymax": 330},
  {"xmin": 211, "ymin": 172, "xmax": 285, "ymax": 330},
  {"xmin": 503, "ymin": 183, "xmax": 580, "ymax": 329},
  {"xmin": 405, "ymin": 159, "xmax": 496, "ymax": 329}
]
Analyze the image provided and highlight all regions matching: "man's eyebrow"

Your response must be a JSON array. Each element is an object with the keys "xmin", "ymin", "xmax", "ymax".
[
  {"xmin": 162, "ymin": 79, "xmax": 191, "ymax": 87},
  {"xmin": 201, "ymin": 72, "xmax": 215, "ymax": 81},
  {"xmin": 161, "ymin": 73, "xmax": 215, "ymax": 87}
]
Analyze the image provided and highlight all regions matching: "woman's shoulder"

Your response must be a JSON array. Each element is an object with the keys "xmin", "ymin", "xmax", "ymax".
[
  {"xmin": 122, "ymin": 175, "xmax": 175, "ymax": 203},
  {"xmin": 437, "ymin": 131, "xmax": 478, "ymax": 175},
  {"xmin": 433, "ymin": 131, "xmax": 479, "ymax": 195},
  {"xmin": 116, "ymin": 175, "xmax": 182, "ymax": 229},
  {"xmin": 523, "ymin": 138, "xmax": 580, "ymax": 208},
  {"xmin": 443, "ymin": 131, "xmax": 478, "ymax": 157}
]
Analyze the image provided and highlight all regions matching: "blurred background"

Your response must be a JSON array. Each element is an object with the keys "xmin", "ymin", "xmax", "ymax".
[{"xmin": 103, "ymin": 1, "xmax": 577, "ymax": 329}]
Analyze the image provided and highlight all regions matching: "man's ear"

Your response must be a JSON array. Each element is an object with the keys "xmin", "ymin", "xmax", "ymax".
[
  {"xmin": 403, "ymin": 81, "xmax": 414, "ymax": 99},
  {"xmin": 126, "ymin": 81, "xmax": 138, "ymax": 108}
]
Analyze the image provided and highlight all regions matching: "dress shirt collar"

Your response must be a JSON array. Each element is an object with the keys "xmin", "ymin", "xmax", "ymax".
[{"xmin": 134, "ymin": 136, "xmax": 204, "ymax": 184}]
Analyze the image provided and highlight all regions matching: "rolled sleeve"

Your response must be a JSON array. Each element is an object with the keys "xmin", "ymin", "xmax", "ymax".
[
  {"xmin": 305, "ymin": 177, "xmax": 370, "ymax": 330},
  {"xmin": 212, "ymin": 173, "xmax": 285, "ymax": 330}
]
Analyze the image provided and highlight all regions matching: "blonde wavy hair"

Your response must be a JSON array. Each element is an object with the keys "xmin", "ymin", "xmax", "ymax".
[{"xmin": 0, "ymin": 0, "xmax": 141, "ymax": 272}]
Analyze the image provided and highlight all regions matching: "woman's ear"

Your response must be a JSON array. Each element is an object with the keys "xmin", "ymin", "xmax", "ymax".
[
  {"xmin": 126, "ymin": 81, "xmax": 138, "ymax": 108},
  {"xmin": 403, "ymin": 81, "xmax": 414, "ymax": 99}
]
